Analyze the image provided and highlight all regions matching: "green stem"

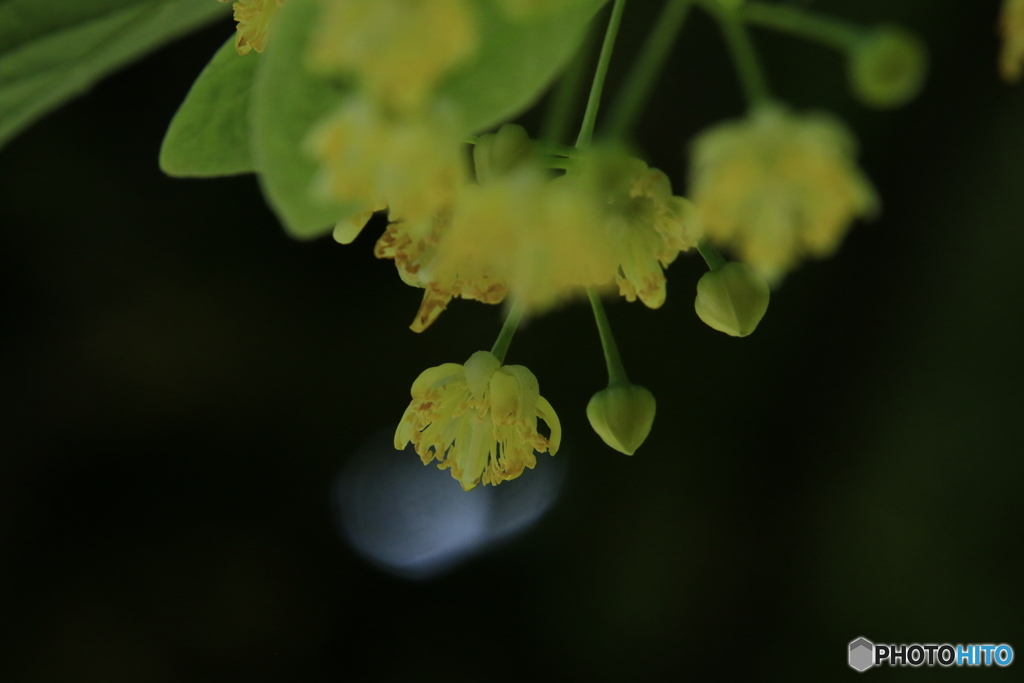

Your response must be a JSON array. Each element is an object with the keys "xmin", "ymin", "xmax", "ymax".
[
  {"xmin": 543, "ymin": 20, "xmax": 600, "ymax": 145},
  {"xmin": 699, "ymin": 0, "xmax": 770, "ymax": 107},
  {"xmin": 587, "ymin": 288, "xmax": 629, "ymax": 385},
  {"xmin": 605, "ymin": 0, "xmax": 692, "ymax": 141},
  {"xmin": 490, "ymin": 301, "xmax": 526, "ymax": 364},
  {"xmin": 739, "ymin": 2, "xmax": 863, "ymax": 51},
  {"xmin": 538, "ymin": 142, "xmax": 583, "ymax": 159},
  {"xmin": 575, "ymin": 0, "xmax": 628, "ymax": 149},
  {"xmin": 468, "ymin": 137, "xmax": 580, "ymax": 160},
  {"xmin": 697, "ymin": 237, "xmax": 726, "ymax": 271}
]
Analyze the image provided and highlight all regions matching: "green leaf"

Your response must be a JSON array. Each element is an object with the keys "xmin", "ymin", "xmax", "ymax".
[
  {"xmin": 160, "ymin": 37, "xmax": 257, "ymax": 177},
  {"xmin": 250, "ymin": 0, "xmax": 356, "ymax": 240},
  {"xmin": 0, "ymin": 0, "xmax": 230, "ymax": 149},
  {"xmin": 441, "ymin": 0, "xmax": 609, "ymax": 133}
]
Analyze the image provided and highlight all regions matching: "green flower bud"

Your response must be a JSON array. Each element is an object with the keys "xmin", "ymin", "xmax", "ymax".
[
  {"xmin": 848, "ymin": 26, "xmax": 928, "ymax": 109},
  {"xmin": 694, "ymin": 262, "xmax": 770, "ymax": 337},
  {"xmin": 473, "ymin": 124, "xmax": 535, "ymax": 183},
  {"xmin": 586, "ymin": 383, "xmax": 657, "ymax": 456}
]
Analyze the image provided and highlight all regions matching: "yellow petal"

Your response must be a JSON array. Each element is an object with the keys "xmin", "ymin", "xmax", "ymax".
[{"xmin": 535, "ymin": 396, "xmax": 561, "ymax": 455}]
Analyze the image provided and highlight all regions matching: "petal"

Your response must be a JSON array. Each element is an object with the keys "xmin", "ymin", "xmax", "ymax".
[
  {"xmin": 463, "ymin": 351, "xmax": 501, "ymax": 402},
  {"xmin": 536, "ymin": 396, "xmax": 562, "ymax": 455},
  {"xmin": 496, "ymin": 365, "xmax": 540, "ymax": 418},
  {"xmin": 409, "ymin": 363, "xmax": 465, "ymax": 397}
]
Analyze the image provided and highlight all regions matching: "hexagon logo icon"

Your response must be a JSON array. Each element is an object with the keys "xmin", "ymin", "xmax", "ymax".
[{"xmin": 849, "ymin": 637, "xmax": 875, "ymax": 672}]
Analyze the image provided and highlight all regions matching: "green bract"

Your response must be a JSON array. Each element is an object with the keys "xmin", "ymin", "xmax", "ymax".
[
  {"xmin": 0, "ymin": 0, "xmax": 229, "ymax": 149},
  {"xmin": 441, "ymin": 0, "xmax": 608, "ymax": 133},
  {"xmin": 249, "ymin": 0, "xmax": 357, "ymax": 240},
  {"xmin": 160, "ymin": 37, "xmax": 258, "ymax": 177}
]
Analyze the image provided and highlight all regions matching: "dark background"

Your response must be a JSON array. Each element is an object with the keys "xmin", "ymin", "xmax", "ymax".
[{"xmin": 1, "ymin": 1, "xmax": 1021, "ymax": 680}]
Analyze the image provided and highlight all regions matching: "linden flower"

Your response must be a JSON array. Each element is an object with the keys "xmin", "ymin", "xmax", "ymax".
[
  {"xmin": 395, "ymin": 351, "xmax": 561, "ymax": 491},
  {"xmin": 374, "ymin": 210, "xmax": 509, "ymax": 333},
  {"xmin": 220, "ymin": 0, "xmax": 285, "ymax": 55},
  {"xmin": 429, "ymin": 168, "xmax": 620, "ymax": 318},
  {"xmin": 576, "ymin": 151, "xmax": 702, "ymax": 308},
  {"xmin": 309, "ymin": 0, "xmax": 478, "ymax": 110},
  {"xmin": 690, "ymin": 105, "xmax": 879, "ymax": 282},
  {"xmin": 305, "ymin": 97, "xmax": 468, "ymax": 231},
  {"xmin": 1001, "ymin": 0, "xmax": 1024, "ymax": 82}
]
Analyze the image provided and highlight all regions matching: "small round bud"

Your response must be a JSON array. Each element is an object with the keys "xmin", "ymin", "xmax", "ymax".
[
  {"xmin": 694, "ymin": 262, "xmax": 770, "ymax": 337},
  {"xmin": 473, "ymin": 124, "xmax": 535, "ymax": 183},
  {"xmin": 848, "ymin": 27, "xmax": 927, "ymax": 109},
  {"xmin": 586, "ymin": 384, "xmax": 657, "ymax": 456}
]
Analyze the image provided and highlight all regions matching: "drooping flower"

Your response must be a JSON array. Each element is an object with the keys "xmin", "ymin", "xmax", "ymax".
[
  {"xmin": 374, "ymin": 210, "xmax": 508, "ymax": 333},
  {"xmin": 689, "ymin": 105, "xmax": 879, "ymax": 283},
  {"xmin": 429, "ymin": 167, "xmax": 619, "ymax": 317},
  {"xmin": 305, "ymin": 96, "xmax": 468, "ymax": 232},
  {"xmin": 574, "ymin": 149, "xmax": 702, "ymax": 308},
  {"xmin": 1000, "ymin": 0, "xmax": 1024, "ymax": 83},
  {"xmin": 220, "ymin": 0, "xmax": 286, "ymax": 55},
  {"xmin": 309, "ymin": 0, "xmax": 479, "ymax": 110},
  {"xmin": 395, "ymin": 351, "xmax": 561, "ymax": 490}
]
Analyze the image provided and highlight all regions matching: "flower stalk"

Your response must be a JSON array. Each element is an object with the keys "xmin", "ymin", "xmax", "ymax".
[
  {"xmin": 738, "ymin": 2, "xmax": 863, "ymax": 51},
  {"xmin": 576, "ymin": 0, "xmax": 628, "ymax": 149},
  {"xmin": 698, "ymin": 237, "xmax": 727, "ymax": 271},
  {"xmin": 699, "ymin": 0, "xmax": 771, "ymax": 107},
  {"xmin": 490, "ymin": 300, "xmax": 526, "ymax": 363},
  {"xmin": 587, "ymin": 287, "xmax": 629, "ymax": 386},
  {"xmin": 605, "ymin": 0, "xmax": 693, "ymax": 140}
]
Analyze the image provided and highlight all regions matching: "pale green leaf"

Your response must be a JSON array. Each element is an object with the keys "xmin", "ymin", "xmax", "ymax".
[
  {"xmin": 249, "ymin": 0, "xmax": 356, "ymax": 240},
  {"xmin": 160, "ymin": 37, "xmax": 257, "ymax": 177},
  {"xmin": 441, "ymin": 0, "xmax": 609, "ymax": 133},
  {"xmin": 0, "ymin": 0, "xmax": 229, "ymax": 149}
]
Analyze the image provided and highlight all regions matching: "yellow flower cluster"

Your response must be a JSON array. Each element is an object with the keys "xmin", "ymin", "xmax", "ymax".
[
  {"xmin": 388, "ymin": 138, "xmax": 700, "ymax": 331},
  {"xmin": 309, "ymin": 0, "xmax": 479, "ymax": 111},
  {"xmin": 395, "ymin": 351, "xmax": 561, "ymax": 490},
  {"xmin": 430, "ymin": 168, "xmax": 612, "ymax": 315},
  {"xmin": 299, "ymin": 0, "xmax": 701, "ymax": 332},
  {"xmin": 690, "ymin": 105, "xmax": 878, "ymax": 283},
  {"xmin": 306, "ymin": 99, "xmax": 467, "ymax": 230},
  {"xmin": 376, "ymin": 208, "xmax": 510, "ymax": 334},
  {"xmin": 304, "ymin": 0, "xmax": 484, "ymax": 329},
  {"xmin": 221, "ymin": 0, "xmax": 286, "ymax": 55},
  {"xmin": 1001, "ymin": 0, "xmax": 1024, "ymax": 82}
]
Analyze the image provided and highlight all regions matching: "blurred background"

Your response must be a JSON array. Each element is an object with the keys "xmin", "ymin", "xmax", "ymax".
[{"xmin": 1, "ymin": 0, "xmax": 1022, "ymax": 680}]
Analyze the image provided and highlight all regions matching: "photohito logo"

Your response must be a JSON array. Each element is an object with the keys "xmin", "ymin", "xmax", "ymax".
[{"xmin": 848, "ymin": 637, "xmax": 1014, "ymax": 672}]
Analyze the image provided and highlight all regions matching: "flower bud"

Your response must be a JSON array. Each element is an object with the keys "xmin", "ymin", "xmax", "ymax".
[
  {"xmin": 848, "ymin": 27, "xmax": 927, "ymax": 109},
  {"xmin": 473, "ymin": 124, "xmax": 535, "ymax": 183},
  {"xmin": 694, "ymin": 262, "xmax": 770, "ymax": 337},
  {"xmin": 586, "ymin": 383, "xmax": 657, "ymax": 456}
]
